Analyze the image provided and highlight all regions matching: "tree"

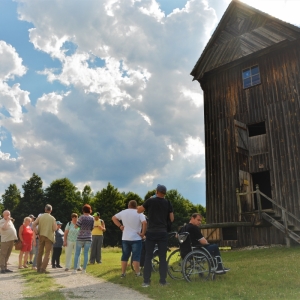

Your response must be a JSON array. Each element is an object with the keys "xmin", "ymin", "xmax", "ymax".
[
  {"xmin": 13, "ymin": 173, "xmax": 45, "ymax": 231},
  {"xmin": 1, "ymin": 183, "xmax": 21, "ymax": 213},
  {"xmin": 93, "ymin": 183, "xmax": 126, "ymax": 246},
  {"xmin": 82, "ymin": 185, "xmax": 94, "ymax": 205},
  {"xmin": 124, "ymin": 191, "xmax": 143, "ymax": 208},
  {"xmin": 44, "ymin": 178, "xmax": 82, "ymax": 227}
]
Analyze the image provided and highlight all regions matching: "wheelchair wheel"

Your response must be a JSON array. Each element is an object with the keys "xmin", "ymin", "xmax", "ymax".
[
  {"xmin": 167, "ymin": 249, "xmax": 184, "ymax": 280},
  {"xmin": 182, "ymin": 250, "xmax": 211, "ymax": 282}
]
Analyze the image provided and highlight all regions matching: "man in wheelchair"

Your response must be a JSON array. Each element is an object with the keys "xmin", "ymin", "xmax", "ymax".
[{"xmin": 180, "ymin": 213, "xmax": 230, "ymax": 275}]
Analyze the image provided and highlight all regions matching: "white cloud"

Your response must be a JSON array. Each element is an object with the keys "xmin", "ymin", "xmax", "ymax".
[{"xmin": 0, "ymin": 0, "xmax": 222, "ymax": 204}]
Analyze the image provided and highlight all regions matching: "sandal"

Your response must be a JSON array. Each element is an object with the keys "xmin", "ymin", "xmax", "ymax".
[
  {"xmin": 23, "ymin": 265, "xmax": 29, "ymax": 268},
  {"xmin": 18, "ymin": 266, "xmax": 24, "ymax": 269}
]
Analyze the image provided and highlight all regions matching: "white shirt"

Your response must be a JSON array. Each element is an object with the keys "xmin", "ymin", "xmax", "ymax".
[
  {"xmin": 0, "ymin": 219, "xmax": 17, "ymax": 242},
  {"xmin": 114, "ymin": 209, "xmax": 146, "ymax": 241}
]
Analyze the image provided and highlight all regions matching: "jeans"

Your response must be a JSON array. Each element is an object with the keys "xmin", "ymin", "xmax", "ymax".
[
  {"xmin": 52, "ymin": 247, "xmax": 62, "ymax": 266},
  {"xmin": 65, "ymin": 240, "xmax": 81, "ymax": 269},
  {"xmin": 74, "ymin": 240, "xmax": 91, "ymax": 270},
  {"xmin": 89, "ymin": 235, "xmax": 103, "ymax": 263},
  {"xmin": 121, "ymin": 240, "xmax": 142, "ymax": 262},
  {"xmin": 32, "ymin": 238, "xmax": 39, "ymax": 267},
  {"xmin": 143, "ymin": 231, "xmax": 168, "ymax": 284}
]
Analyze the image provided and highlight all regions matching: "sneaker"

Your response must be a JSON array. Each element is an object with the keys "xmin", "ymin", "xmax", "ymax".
[
  {"xmin": 29, "ymin": 261, "xmax": 33, "ymax": 264},
  {"xmin": 65, "ymin": 268, "xmax": 69, "ymax": 271},
  {"xmin": 159, "ymin": 282, "xmax": 170, "ymax": 286},
  {"xmin": 215, "ymin": 269, "xmax": 226, "ymax": 275},
  {"xmin": 142, "ymin": 282, "xmax": 150, "ymax": 287},
  {"xmin": 72, "ymin": 270, "xmax": 77, "ymax": 274},
  {"xmin": 120, "ymin": 273, "xmax": 126, "ymax": 278},
  {"xmin": 56, "ymin": 265, "xmax": 63, "ymax": 268},
  {"xmin": 77, "ymin": 267, "xmax": 82, "ymax": 271},
  {"xmin": 5, "ymin": 269, "xmax": 13, "ymax": 273},
  {"xmin": 224, "ymin": 267, "xmax": 230, "ymax": 272},
  {"xmin": 97, "ymin": 261, "xmax": 102, "ymax": 264},
  {"xmin": 135, "ymin": 273, "xmax": 142, "ymax": 277},
  {"xmin": 82, "ymin": 269, "xmax": 86, "ymax": 274},
  {"xmin": 52, "ymin": 265, "xmax": 56, "ymax": 268}
]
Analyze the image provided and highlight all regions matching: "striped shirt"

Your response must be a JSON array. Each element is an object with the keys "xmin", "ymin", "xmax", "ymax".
[{"xmin": 76, "ymin": 215, "xmax": 94, "ymax": 241}]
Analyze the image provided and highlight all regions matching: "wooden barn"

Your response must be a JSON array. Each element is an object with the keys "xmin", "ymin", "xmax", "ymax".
[{"xmin": 191, "ymin": 0, "xmax": 300, "ymax": 247}]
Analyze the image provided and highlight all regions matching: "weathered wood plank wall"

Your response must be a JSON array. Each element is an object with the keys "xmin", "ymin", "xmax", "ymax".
[{"xmin": 200, "ymin": 39, "xmax": 300, "ymax": 246}]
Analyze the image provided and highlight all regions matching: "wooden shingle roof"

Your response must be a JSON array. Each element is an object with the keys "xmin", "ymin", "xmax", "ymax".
[{"xmin": 191, "ymin": 0, "xmax": 300, "ymax": 81}]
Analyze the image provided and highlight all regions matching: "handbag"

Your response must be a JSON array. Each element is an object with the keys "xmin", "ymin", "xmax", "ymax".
[{"xmin": 15, "ymin": 240, "xmax": 23, "ymax": 250}]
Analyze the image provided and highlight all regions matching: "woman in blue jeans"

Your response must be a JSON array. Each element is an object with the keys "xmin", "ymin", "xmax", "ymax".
[{"xmin": 73, "ymin": 204, "xmax": 94, "ymax": 274}]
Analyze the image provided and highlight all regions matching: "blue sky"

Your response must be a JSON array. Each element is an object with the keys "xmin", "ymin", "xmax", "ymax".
[{"xmin": 0, "ymin": 0, "xmax": 299, "ymax": 206}]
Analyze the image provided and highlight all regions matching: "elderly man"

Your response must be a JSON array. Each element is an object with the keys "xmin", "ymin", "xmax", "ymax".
[
  {"xmin": 32, "ymin": 204, "xmax": 56, "ymax": 273},
  {"xmin": 112, "ymin": 200, "xmax": 147, "ymax": 278},
  {"xmin": 137, "ymin": 184, "xmax": 174, "ymax": 287},
  {"xmin": 0, "ymin": 210, "xmax": 17, "ymax": 274}
]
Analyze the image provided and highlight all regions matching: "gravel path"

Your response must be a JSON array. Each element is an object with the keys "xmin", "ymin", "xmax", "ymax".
[
  {"xmin": 3, "ymin": 253, "xmax": 150, "ymax": 299},
  {"xmin": 48, "ymin": 267, "xmax": 151, "ymax": 300},
  {"xmin": 0, "ymin": 252, "xmax": 25, "ymax": 300}
]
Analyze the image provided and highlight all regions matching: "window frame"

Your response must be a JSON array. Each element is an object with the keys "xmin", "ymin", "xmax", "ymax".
[{"xmin": 242, "ymin": 65, "xmax": 261, "ymax": 89}]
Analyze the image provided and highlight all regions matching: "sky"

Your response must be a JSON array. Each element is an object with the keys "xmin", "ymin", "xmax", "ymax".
[{"xmin": 0, "ymin": 0, "xmax": 299, "ymax": 206}]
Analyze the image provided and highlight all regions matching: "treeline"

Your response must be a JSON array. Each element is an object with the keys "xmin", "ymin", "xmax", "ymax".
[{"xmin": 0, "ymin": 173, "xmax": 206, "ymax": 246}]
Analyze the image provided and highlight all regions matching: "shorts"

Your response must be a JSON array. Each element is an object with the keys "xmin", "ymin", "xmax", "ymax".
[
  {"xmin": 121, "ymin": 240, "xmax": 142, "ymax": 262},
  {"xmin": 21, "ymin": 242, "xmax": 32, "ymax": 252}
]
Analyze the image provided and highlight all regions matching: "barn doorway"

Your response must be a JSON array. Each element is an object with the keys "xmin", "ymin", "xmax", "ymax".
[{"xmin": 252, "ymin": 171, "xmax": 273, "ymax": 210}]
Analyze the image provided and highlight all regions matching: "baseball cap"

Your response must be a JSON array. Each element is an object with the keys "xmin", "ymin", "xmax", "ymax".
[
  {"xmin": 156, "ymin": 184, "xmax": 167, "ymax": 194},
  {"xmin": 56, "ymin": 221, "xmax": 63, "ymax": 225},
  {"xmin": 29, "ymin": 214, "xmax": 36, "ymax": 219},
  {"xmin": 93, "ymin": 212, "xmax": 100, "ymax": 217}
]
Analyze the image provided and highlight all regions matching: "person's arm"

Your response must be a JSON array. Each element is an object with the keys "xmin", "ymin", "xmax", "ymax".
[
  {"xmin": 32, "ymin": 230, "xmax": 36, "ymax": 246},
  {"xmin": 137, "ymin": 205, "xmax": 145, "ymax": 213},
  {"xmin": 32, "ymin": 218, "xmax": 39, "ymax": 233},
  {"xmin": 1, "ymin": 218, "xmax": 11, "ymax": 230},
  {"xmin": 199, "ymin": 237, "xmax": 209, "ymax": 245},
  {"xmin": 19, "ymin": 225, "xmax": 24, "ymax": 242},
  {"xmin": 100, "ymin": 220, "xmax": 106, "ymax": 232},
  {"xmin": 64, "ymin": 229, "xmax": 69, "ymax": 247},
  {"xmin": 112, "ymin": 215, "xmax": 124, "ymax": 231},
  {"xmin": 53, "ymin": 219, "xmax": 57, "ymax": 231},
  {"xmin": 139, "ymin": 220, "xmax": 147, "ymax": 238},
  {"xmin": 169, "ymin": 212, "xmax": 174, "ymax": 222}
]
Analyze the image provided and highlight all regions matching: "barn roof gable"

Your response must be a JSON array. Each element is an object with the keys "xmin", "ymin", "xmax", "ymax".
[{"xmin": 191, "ymin": 0, "xmax": 300, "ymax": 81}]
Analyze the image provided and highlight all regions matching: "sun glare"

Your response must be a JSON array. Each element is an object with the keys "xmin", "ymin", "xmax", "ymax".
[{"xmin": 240, "ymin": 0, "xmax": 300, "ymax": 26}]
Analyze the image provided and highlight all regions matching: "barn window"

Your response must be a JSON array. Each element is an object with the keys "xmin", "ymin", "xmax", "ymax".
[
  {"xmin": 242, "ymin": 65, "xmax": 261, "ymax": 88},
  {"xmin": 248, "ymin": 122, "xmax": 266, "ymax": 137}
]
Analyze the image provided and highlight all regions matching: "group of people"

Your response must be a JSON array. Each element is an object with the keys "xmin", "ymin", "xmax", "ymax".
[
  {"xmin": 0, "ymin": 183, "xmax": 229, "ymax": 287},
  {"xmin": 0, "ymin": 204, "xmax": 105, "ymax": 274}
]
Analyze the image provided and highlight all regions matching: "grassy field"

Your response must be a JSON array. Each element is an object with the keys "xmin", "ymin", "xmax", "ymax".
[
  {"xmin": 21, "ymin": 246, "xmax": 300, "ymax": 300},
  {"xmin": 69, "ymin": 245, "xmax": 300, "ymax": 299}
]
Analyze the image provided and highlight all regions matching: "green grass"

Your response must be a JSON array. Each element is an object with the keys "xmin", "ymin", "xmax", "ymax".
[
  {"xmin": 84, "ymin": 246, "xmax": 300, "ymax": 300},
  {"xmin": 21, "ymin": 246, "xmax": 300, "ymax": 300}
]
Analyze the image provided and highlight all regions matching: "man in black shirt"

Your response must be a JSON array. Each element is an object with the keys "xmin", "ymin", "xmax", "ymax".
[
  {"xmin": 181, "ymin": 213, "xmax": 229, "ymax": 274},
  {"xmin": 137, "ymin": 184, "xmax": 174, "ymax": 287}
]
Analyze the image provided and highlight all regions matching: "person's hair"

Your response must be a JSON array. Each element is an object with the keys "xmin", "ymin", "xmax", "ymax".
[
  {"xmin": 191, "ymin": 213, "xmax": 202, "ymax": 219},
  {"xmin": 23, "ymin": 216, "xmax": 31, "ymax": 223},
  {"xmin": 82, "ymin": 204, "xmax": 92, "ymax": 213},
  {"xmin": 128, "ymin": 200, "xmax": 137, "ymax": 208},
  {"xmin": 45, "ymin": 204, "xmax": 52, "ymax": 212},
  {"xmin": 71, "ymin": 213, "xmax": 78, "ymax": 218}
]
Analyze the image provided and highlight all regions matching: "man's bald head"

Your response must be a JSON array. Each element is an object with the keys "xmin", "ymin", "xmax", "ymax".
[{"xmin": 3, "ymin": 210, "xmax": 11, "ymax": 220}]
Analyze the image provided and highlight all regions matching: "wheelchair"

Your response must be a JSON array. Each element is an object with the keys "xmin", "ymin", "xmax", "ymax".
[{"xmin": 168, "ymin": 232, "xmax": 225, "ymax": 282}]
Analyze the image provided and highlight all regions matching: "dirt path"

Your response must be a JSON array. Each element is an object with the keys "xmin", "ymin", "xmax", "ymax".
[
  {"xmin": 3, "ymin": 252, "xmax": 150, "ymax": 299},
  {"xmin": 48, "ymin": 267, "xmax": 151, "ymax": 300},
  {"xmin": 0, "ymin": 252, "xmax": 25, "ymax": 300}
]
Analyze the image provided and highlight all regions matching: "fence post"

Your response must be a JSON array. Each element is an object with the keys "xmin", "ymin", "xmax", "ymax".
[
  {"xmin": 256, "ymin": 184, "xmax": 262, "ymax": 219},
  {"xmin": 236, "ymin": 188, "xmax": 241, "ymax": 221},
  {"xmin": 282, "ymin": 210, "xmax": 291, "ymax": 247}
]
